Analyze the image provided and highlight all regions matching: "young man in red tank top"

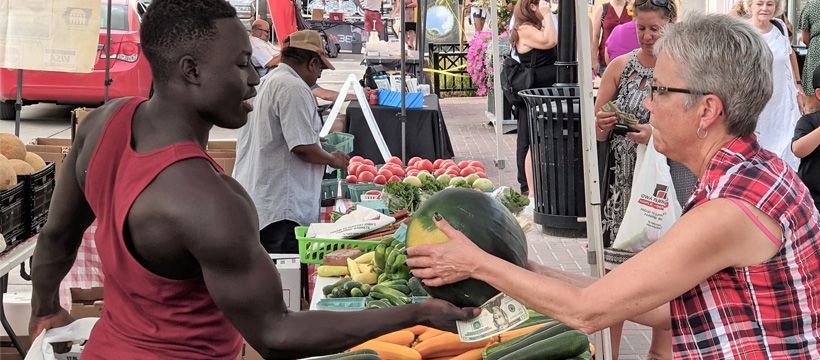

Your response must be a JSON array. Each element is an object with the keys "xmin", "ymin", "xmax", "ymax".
[{"xmin": 27, "ymin": 1, "xmax": 476, "ymax": 358}]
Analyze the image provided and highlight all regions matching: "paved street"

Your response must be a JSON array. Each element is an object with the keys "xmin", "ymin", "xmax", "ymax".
[{"xmin": 5, "ymin": 51, "xmax": 652, "ymax": 359}]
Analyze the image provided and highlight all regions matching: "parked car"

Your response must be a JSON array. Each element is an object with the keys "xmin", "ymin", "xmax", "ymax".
[
  {"xmin": 0, "ymin": 0, "xmax": 152, "ymax": 120},
  {"xmin": 230, "ymin": 0, "xmax": 257, "ymax": 30}
]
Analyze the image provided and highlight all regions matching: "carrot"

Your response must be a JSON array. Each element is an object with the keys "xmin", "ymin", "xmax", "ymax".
[
  {"xmin": 350, "ymin": 340, "xmax": 422, "ymax": 360},
  {"xmin": 416, "ymin": 328, "xmax": 445, "ymax": 342},
  {"xmin": 375, "ymin": 330, "xmax": 416, "ymax": 346},
  {"xmin": 404, "ymin": 325, "xmax": 431, "ymax": 336},
  {"xmin": 449, "ymin": 348, "xmax": 484, "ymax": 360},
  {"xmin": 412, "ymin": 332, "xmax": 493, "ymax": 358}
]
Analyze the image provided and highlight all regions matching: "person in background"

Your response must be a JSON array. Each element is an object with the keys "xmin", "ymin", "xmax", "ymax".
[
  {"xmin": 605, "ymin": 20, "xmax": 639, "ymax": 64},
  {"xmin": 390, "ymin": 0, "xmax": 417, "ymax": 50},
  {"xmin": 792, "ymin": 64, "xmax": 820, "ymax": 210},
  {"xmin": 592, "ymin": 0, "xmax": 632, "ymax": 77},
  {"xmin": 594, "ymin": 0, "xmax": 691, "ymax": 357},
  {"xmin": 467, "ymin": 0, "xmax": 490, "ymax": 33},
  {"xmin": 408, "ymin": 13, "xmax": 820, "ymax": 360},
  {"xmin": 356, "ymin": 0, "xmax": 385, "ymax": 41},
  {"xmin": 746, "ymin": 0, "xmax": 802, "ymax": 170},
  {"xmin": 509, "ymin": 0, "xmax": 557, "ymax": 196},
  {"xmin": 249, "ymin": 19, "xmax": 281, "ymax": 77},
  {"xmin": 28, "ymin": 2, "xmax": 476, "ymax": 358},
  {"xmin": 801, "ymin": 0, "xmax": 820, "ymax": 97}
]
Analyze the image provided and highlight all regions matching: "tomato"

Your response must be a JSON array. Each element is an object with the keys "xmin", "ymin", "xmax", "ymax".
[
  {"xmin": 433, "ymin": 159, "xmax": 445, "ymax": 169},
  {"xmin": 469, "ymin": 160, "xmax": 485, "ymax": 169},
  {"xmin": 388, "ymin": 175, "xmax": 401, "ymax": 183},
  {"xmin": 373, "ymin": 175, "xmax": 387, "ymax": 185},
  {"xmin": 377, "ymin": 168, "xmax": 394, "ymax": 178},
  {"xmin": 350, "ymin": 155, "xmax": 364, "ymax": 163},
  {"xmin": 358, "ymin": 171, "xmax": 375, "ymax": 183},
  {"xmin": 387, "ymin": 156, "xmax": 404, "ymax": 167},
  {"xmin": 345, "ymin": 175, "xmax": 358, "ymax": 183},
  {"xmin": 458, "ymin": 160, "xmax": 470, "ymax": 169}
]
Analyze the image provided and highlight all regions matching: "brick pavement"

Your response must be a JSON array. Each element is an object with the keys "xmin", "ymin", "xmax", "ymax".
[{"xmin": 439, "ymin": 96, "xmax": 653, "ymax": 359}]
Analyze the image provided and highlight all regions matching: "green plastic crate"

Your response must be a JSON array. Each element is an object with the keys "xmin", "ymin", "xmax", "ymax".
[
  {"xmin": 295, "ymin": 226, "xmax": 380, "ymax": 264},
  {"xmin": 321, "ymin": 132, "xmax": 355, "ymax": 154},
  {"xmin": 348, "ymin": 183, "xmax": 383, "ymax": 202},
  {"xmin": 321, "ymin": 179, "xmax": 349, "ymax": 200}
]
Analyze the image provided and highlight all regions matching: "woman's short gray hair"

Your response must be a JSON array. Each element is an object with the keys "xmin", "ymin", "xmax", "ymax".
[
  {"xmin": 654, "ymin": 12, "xmax": 772, "ymax": 137},
  {"xmin": 742, "ymin": 0, "xmax": 786, "ymax": 18}
]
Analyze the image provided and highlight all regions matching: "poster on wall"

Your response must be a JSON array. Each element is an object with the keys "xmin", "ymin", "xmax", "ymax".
[{"xmin": 426, "ymin": 0, "xmax": 459, "ymax": 44}]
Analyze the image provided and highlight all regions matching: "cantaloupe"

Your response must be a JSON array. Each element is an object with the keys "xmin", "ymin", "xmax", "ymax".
[
  {"xmin": 0, "ymin": 133, "xmax": 26, "ymax": 160},
  {"xmin": 24, "ymin": 152, "xmax": 46, "ymax": 172},
  {"xmin": 0, "ymin": 161, "xmax": 17, "ymax": 190},
  {"xmin": 9, "ymin": 159, "xmax": 35, "ymax": 175}
]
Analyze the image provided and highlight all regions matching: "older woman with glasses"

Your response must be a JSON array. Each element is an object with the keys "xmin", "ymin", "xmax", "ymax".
[{"xmin": 407, "ymin": 13, "xmax": 820, "ymax": 359}]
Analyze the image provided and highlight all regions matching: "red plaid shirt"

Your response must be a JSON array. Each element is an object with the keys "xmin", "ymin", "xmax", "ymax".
[{"xmin": 672, "ymin": 136, "xmax": 820, "ymax": 359}]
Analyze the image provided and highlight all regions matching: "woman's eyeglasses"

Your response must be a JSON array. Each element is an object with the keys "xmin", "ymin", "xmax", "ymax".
[{"xmin": 648, "ymin": 82, "xmax": 712, "ymax": 101}]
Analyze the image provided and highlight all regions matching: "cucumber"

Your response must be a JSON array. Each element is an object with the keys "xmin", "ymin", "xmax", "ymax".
[
  {"xmin": 360, "ymin": 284, "xmax": 371, "ymax": 296},
  {"xmin": 497, "ymin": 330, "xmax": 589, "ymax": 360},
  {"xmin": 371, "ymin": 285, "xmax": 411, "ymax": 305},
  {"xmin": 331, "ymin": 287, "xmax": 347, "ymax": 298},
  {"xmin": 512, "ymin": 310, "xmax": 553, "ymax": 330},
  {"xmin": 343, "ymin": 281, "xmax": 362, "ymax": 292},
  {"xmin": 380, "ymin": 279, "xmax": 408, "ymax": 287},
  {"xmin": 309, "ymin": 349, "xmax": 380, "ymax": 359},
  {"xmin": 484, "ymin": 322, "xmax": 567, "ymax": 360},
  {"xmin": 408, "ymin": 277, "xmax": 427, "ymax": 296},
  {"xmin": 377, "ymin": 273, "xmax": 389, "ymax": 284},
  {"xmin": 322, "ymin": 284, "xmax": 337, "ymax": 296},
  {"xmin": 365, "ymin": 299, "xmax": 391, "ymax": 309},
  {"xmin": 332, "ymin": 277, "xmax": 352, "ymax": 287},
  {"xmin": 386, "ymin": 284, "xmax": 411, "ymax": 295},
  {"xmin": 350, "ymin": 288, "xmax": 364, "ymax": 297}
]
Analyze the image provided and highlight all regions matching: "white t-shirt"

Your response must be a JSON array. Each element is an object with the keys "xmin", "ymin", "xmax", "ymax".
[
  {"xmin": 234, "ymin": 64, "xmax": 325, "ymax": 228},
  {"xmin": 249, "ymin": 35, "xmax": 281, "ymax": 77},
  {"xmin": 361, "ymin": 0, "xmax": 381, "ymax": 11}
]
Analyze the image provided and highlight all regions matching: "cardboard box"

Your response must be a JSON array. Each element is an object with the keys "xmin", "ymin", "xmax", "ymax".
[
  {"xmin": 269, "ymin": 254, "xmax": 301, "ymax": 312},
  {"xmin": 70, "ymin": 107, "xmax": 95, "ymax": 142},
  {"xmin": 70, "ymin": 301, "xmax": 103, "ymax": 319},
  {"xmin": 27, "ymin": 138, "xmax": 71, "ymax": 181},
  {"xmin": 70, "ymin": 287, "xmax": 103, "ymax": 304},
  {"xmin": 207, "ymin": 140, "xmax": 237, "ymax": 176},
  {"xmin": 311, "ymin": 8, "xmax": 324, "ymax": 21}
]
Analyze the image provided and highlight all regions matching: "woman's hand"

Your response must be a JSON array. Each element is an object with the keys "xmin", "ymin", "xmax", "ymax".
[
  {"xmin": 626, "ymin": 123, "xmax": 653, "ymax": 145},
  {"xmin": 405, "ymin": 218, "xmax": 486, "ymax": 287},
  {"xmin": 595, "ymin": 110, "xmax": 617, "ymax": 141}
]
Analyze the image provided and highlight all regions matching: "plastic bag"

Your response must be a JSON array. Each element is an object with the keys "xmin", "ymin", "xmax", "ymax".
[
  {"xmin": 26, "ymin": 318, "xmax": 98, "ymax": 360},
  {"xmin": 612, "ymin": 136, "xmax": 682, "ymax": 252}
]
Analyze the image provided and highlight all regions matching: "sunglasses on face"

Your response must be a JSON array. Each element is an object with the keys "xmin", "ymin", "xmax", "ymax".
[{"xmin": 634, "ymin": 0, "xmax": 673, "ymax": 11}]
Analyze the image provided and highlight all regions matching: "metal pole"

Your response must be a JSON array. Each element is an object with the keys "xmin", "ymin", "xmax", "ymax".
[
  {"xmin": 491, "ymin": 0, "xmax": 504, "ymax": 179},
  {"xmin": 789, "ymin": 0, "xmax": 799, "ymax": 46},
  {"xmin": 14, "ymin": 70, "xmax": 22, "ymax": 137},
  {"xmin": 573, "ymin": 0, "xmax": 611, "ymax": 358},
  {"xmin": 400, "ymin": 0, "xmax": 408, "ymax": 163},
  {"xmin": 417, "ymin": 0, "xmax": 426, "ymax": 82},
  {"xmin": 104, "ymin": 0, "xmax": 113, "ymax": 102},
  {"xmin": 554, "ymin": 0, "xmax": 577, "ymax": 86}
]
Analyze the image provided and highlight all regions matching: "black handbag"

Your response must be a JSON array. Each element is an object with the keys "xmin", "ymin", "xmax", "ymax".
[{"xmin": 500, "ymin": 52, "xmax": 535, "ymax": 105}]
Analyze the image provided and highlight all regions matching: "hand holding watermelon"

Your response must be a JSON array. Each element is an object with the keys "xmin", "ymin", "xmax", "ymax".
[{"xmin": 406, "ymin": 217, "xmax": 487, "ymax": 287}]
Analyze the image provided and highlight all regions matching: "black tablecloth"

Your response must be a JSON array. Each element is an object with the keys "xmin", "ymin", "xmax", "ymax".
[{"xmin": 345, "ymin": 95, "xmax": 454, "ymax": 163}]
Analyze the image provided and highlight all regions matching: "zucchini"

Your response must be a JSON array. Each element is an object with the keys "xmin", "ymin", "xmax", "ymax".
[
  {"xmin": 512, "ymin": 310, "xmax": 553, "ymax": 330},
  {"xmin": 386, "ymin": 284, "xmax": 411, "ymax": 295},
  {"xmin": 484, "ymin": 322, "xmax": 569, "ymax": 360},
  {"xmin": 380, "ymin": 279, "xmax": 408, "ymax": 287},
  {"xmin": 497, "ymin": 330, "xmax": 589, "ymax": 360}
]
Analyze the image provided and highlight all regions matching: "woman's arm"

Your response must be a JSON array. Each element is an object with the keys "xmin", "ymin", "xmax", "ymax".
[
  {"xmin": 517, "ymin": 19, "xmax": 557, "ymax": 50},
  {"xmin": 591, "ymin": 5, "xmax": 604, "ymax": 72},
  {"xmin": 407, "ymin": 198, "xmax": 781, "ymax": 334}
]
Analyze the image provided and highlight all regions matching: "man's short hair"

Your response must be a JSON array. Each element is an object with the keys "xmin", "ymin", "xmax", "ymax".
[{"xmin": 141, "ymin": 0, "xmax": 237, "ymax": 83}]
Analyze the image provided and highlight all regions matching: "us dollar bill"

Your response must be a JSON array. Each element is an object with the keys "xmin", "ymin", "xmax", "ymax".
[{"xmin": 455, "ymin": 293, "xmax": 529, "ymax": 342}]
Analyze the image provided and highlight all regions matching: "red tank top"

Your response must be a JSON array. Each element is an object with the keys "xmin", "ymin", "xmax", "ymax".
[
  {"xmin": 81, "ymin": 97, "xmax": 243, "ymax": 359},
  {"xmin": 599, "ymin": 2, "xmax": 632, "ymax": 64}
]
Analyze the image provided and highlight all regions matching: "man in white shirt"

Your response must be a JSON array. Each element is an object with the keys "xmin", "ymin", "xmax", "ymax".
[
  {"xmin": 356, "ymin": 0, "xmax": 384, "ymax": 41},
  {"xmin": 250, "ymin": 19, "xmax": 281, "ymax": 77}
]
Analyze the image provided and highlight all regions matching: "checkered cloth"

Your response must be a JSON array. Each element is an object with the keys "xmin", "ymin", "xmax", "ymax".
[
  {"xmin": 58, "ymin": 221, "xmax": 104, "ymax": 310},
  {"xmin": 671, "ymin": 137, "xmax": 820, "ymax": 359}
]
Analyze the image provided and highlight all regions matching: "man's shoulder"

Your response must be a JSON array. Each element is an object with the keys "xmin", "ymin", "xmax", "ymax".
[{"xmin": 798, "ymin": 110, "xmax": 820, "ymax": 127}]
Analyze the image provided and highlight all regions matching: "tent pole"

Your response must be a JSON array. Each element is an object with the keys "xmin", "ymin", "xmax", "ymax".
[
  {"xmin": 15, "ymin": 70, "xmax": 22, "ymax": 137},
  {"xmin": 573, "ymin": 0, "xmax": 611, "ymax": 359},
  {"xmin": 104, "ymin": 0, "xmax": 113, "ymax": 103},
  {"xmin": 400, "ymin": 0, "xmax": 407, "ymax": 163},
  {"xmin": 491, "ymin": 0, "xmax": 504, "ymax": 181}
]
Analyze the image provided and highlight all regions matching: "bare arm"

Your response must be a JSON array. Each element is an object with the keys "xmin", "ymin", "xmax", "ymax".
[
  {"xmin": 793, "ymin": 126, "xmax": 820, "ymax": 157},
  {"xmin": 517, "ymin": 21, "xmax": 557, "ymax": 51},
  {"xmin": 265, "ymin": 55, "xmax": 281, "ymax": 68},
  {"xmin": 292, "ymin": 144, "xmax": 348, "ymax": 169},
  {"xmin": 313, "ymin": 86, "xmax": 356, "ymax": 102},
  {"xmin": 591, "ymin": 5, "xmax": 603, "ymax": 70},
  {"xmin": 408, "ymin": 199, "xmax": 780, "ymax": 334},
  {"xmin": 170, "ymin": 171, "xmax": 474, "ymax": 359},
  {"xmin": 803, "ymin": 29, "xmax": 811, "ymax": 46}
]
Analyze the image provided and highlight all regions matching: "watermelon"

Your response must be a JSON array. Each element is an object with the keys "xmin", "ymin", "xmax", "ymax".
[{"xmin": 406, "ymin": 188, "xmax": 528, "ymax": 307}]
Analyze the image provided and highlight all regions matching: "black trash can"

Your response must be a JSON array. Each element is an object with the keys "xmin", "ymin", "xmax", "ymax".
[{"xmin": 519, "ymin": 87, "xmax": 585, "ymax": 230}]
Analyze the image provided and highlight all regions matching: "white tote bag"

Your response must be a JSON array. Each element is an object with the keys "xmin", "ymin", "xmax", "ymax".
[{"xmin": 612, "ymin": 136, "xmax": 682, "ymax": 252}]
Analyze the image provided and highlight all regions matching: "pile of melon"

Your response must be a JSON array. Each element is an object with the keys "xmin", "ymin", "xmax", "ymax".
[{"xmin": 0, "ymin": 133, "xmax": 46, "ymax": 190}]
